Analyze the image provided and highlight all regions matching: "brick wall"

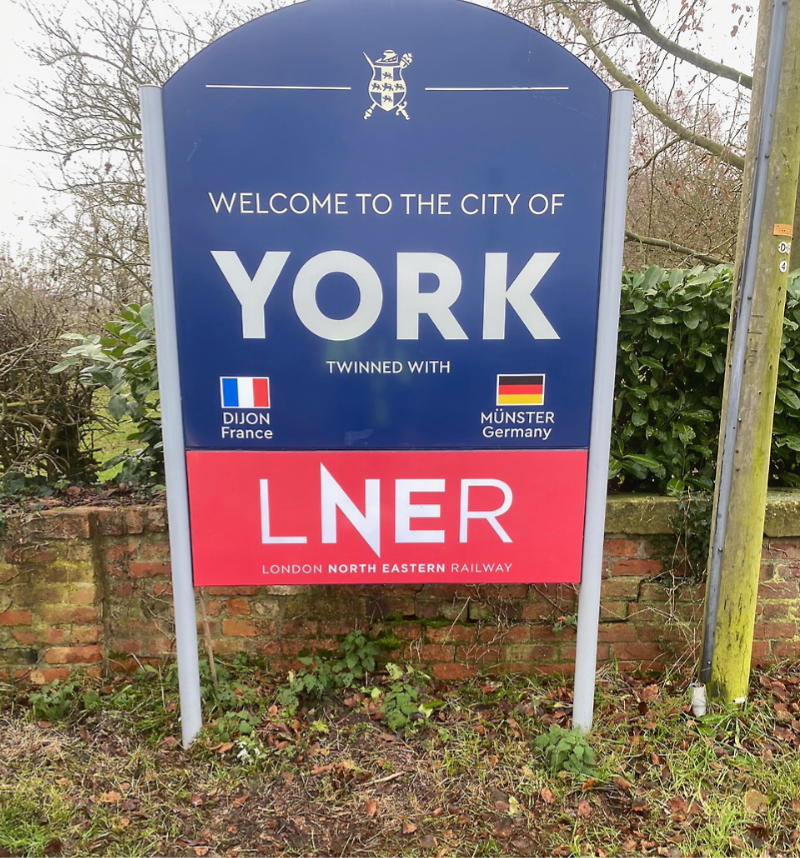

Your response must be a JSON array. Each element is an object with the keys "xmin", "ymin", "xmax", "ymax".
[{"xmin": 1, "ymin": 493, "xmax": 799, "ymax": 683}]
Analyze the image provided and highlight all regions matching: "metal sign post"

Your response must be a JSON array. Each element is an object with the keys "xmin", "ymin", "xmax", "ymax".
[
  {"xmin": 140, "ymin": 85, "xmax": 203, "ymax": 746},
  {"xmin": 140, "ymin": 0, "xmax": 632, "ymax": 745},
  {"xmin": 573, "ymin": 90, "xmax": 633, "ymax": 733}
]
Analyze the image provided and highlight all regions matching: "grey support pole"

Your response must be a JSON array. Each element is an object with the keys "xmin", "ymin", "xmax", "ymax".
[
  {"xmin": 572, "ymin": 89, "xmax": 634, "ymax": 733},
  {"xmin": 140, "ymin": 84, "xmax": 203, "ymax": 747}
]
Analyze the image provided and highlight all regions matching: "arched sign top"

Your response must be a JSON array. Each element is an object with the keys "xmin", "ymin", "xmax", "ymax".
[
  {"xmin": 161, "ymin": 0, "xmax": 612, "ymax": 455},
  {"xmin": 165, "ymin": 0, "xmax": 610, "ymax": 101},
  {"xmin": 141, "ymin": 0, "xmax": 632, "ymax": 743}
]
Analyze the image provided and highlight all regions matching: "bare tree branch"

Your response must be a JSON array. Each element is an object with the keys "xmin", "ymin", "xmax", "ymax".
[
  {"xmin": 625, "ymin": 229, "xmax": 727, "ymax": 265},
  {"xmin": 553, "ymin": 1, "xmax": 746, "ymax": 171},
  {"xmin": 602, "ymin": 0, "xmax": 752, "ymax": 88},
  {"xmin": 628, "ymin": 135, "xmax": 682, "ymax": 179}
]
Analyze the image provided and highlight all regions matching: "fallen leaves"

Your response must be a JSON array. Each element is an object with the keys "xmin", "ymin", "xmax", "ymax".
[{"xmin": 744, "ymin": 789, "xmax": 770, "ymax": 815}]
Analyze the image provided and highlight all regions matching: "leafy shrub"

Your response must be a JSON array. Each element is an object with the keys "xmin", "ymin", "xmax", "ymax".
[
  {"xmin": 611, "ymin": 265, "xmax": 800, "ymax": 493},
  {"xmin": 44, "ymin": 267, "xmax": 800, "ymax": 494},
  {"xmin": 278, "ymin": 631, "xmax": 379, "ymax": 714},
  {"xmin": 52, "ymin": 303, "xmax": 162, "ymax": 484},
  {"xmin": 381, "ymin": 663, "xmax": 421, "ymax": 731},
  {"xmin": 0, "ymin": 259, "xmax": 98, "ymax": 484},
  {"xmin": 29, "ymin": 681, "xmax": 81, "ymax": 721},
  {"xmin": 534, "ymin": 725, "xmax": 597, "ymax": 776}
]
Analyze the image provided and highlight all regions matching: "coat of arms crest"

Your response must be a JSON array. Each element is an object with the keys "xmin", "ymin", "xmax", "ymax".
[{"xmin": 363, "ymin": 50, "xmax": 413, "ymax": 120}]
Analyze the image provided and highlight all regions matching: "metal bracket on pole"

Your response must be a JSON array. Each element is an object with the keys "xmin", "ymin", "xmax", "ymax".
[
  {"xmin": 572, "ymin": 88, "xmax": 633, "ymax": 733},
  {"xmin": 140, "ymin": 84, "xmax": 203, "ymax": 748}
]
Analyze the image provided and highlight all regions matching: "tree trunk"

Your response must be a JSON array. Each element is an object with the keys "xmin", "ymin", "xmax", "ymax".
[{"xmin": 701, "ymin": 0, "xmax": 800, "ymax": 702}]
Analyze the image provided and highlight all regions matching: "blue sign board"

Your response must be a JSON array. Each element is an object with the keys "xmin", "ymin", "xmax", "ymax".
[{"xmin": 162, "ymin": 0, "xmax": 611, "ymax": 451}]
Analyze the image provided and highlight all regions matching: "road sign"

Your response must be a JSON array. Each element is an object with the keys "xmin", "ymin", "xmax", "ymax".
[{"xmin": 140, "ymin": 0, "xmax": 632, "ymax": 743}]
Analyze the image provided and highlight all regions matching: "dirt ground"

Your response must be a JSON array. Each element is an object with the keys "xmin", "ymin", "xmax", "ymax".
[{"xmin": 1, "ymin": 658, "xmax": 799, "ymax": 857}]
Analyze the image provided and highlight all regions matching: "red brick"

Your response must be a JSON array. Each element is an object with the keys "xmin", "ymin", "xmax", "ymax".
[
  {"xmin": 772, "ymin": 641, "xmax": 800, "ymax": 658},
  {"xmin": 26, "ymin": 586, "xmax": 65, "ymax": 604},
  {"xmin": 222, "ymin": 618, "xmax": 257, "ymax": 637},
  {"xmin": 389, "ymin": 623, "xmax": 424, "ymax": 641},
  {"xmin": 96, "ymin": 509, "xmax": 127, "ymax": 535},
  {"xmin": 522, "ymin": 604, "xmax": 549, "ymax": 621},
  {"xmin": 780, "ymin": 564, "xmax": 800, "ymax": 578},
  {"xmin": 282, "ymin": 618, "xmax": 317, "ymax": 635},
  {"xmin": 11, "ymin": 629, "xmax": 36, "ymax": 645},
  {"xmin": 139, "ymin": 638, "xmax": 173, "ymax": 656},
  {"xmin": 19, "ymin": 549, "xmax": 59, "ymax": 565},
  {"xmin": 129, "ymin": 561, "xmax": 170, "ymax": 578},
  {"xmin": 73, "ymin": 626, "xmax": 102, "ymax": 644},
  {"xmin": 122, "ymin": 508, "xmax": 145, "ymax": 534},
  {"xmin": 600, "ymin": 601, "xmax": 629, "ymax": 621},
  {"xmin": 256, "ymin": 640, "xmax": 282, "ymax": 656},
  {"xmin": 754, "ymin": 622, "xmax": 798, "ymax": 641},
  {"xmin": 104, "ymin": 542, "xmax": 137, "ymax": 561},
  {"xmin": 638, "ymin": 584, "xmax": 670, "ymax": 603},
  {"xmin": 69, "ymin": 586, "xmax": 97, "ymax": 605},
  {"xmin": 45, "ymin": 628, "xmax": 66, "ymax": 645},
  {"xmin": 226, "ymin": 598, "xmax": 251, "ymax": 616},
  {"xmin": 478, "ymin": 624, "xmax": 530, "ymax": 644},
  {"xmin": 41, "ymin": 606, "xmax": 100, "ymax": 624},
  {"xmin": 44, "ymin": 645, "xmax": 103, "ymax": 665},
  {"xmin": 751, "ymin": 640, "xmax": 772, "ymax": 660},
  {"xmin": 29, "ymin": 668, "xmax": 71, "ymax": 684},
  {"xmin": 504, "ymin": 644, "xmax": 559, "ymax": 662},
  {"xmin": 532, "ymin": 663, "xmax": 576, "ymax": 676},
  {"xmin": 0, "ymin": 609, "xmax": 32, "ymax": 626},
  {"xmin": 489, "ymin": 584, "xmax": 528, "ymax": 600},
  {"xmin": 598, "ymin": 624, "xmax": 652, "ymax": 643},
  {"xmin": 530, "ymin": 625, "xmax": 561, "ymax": 642},
  {"xmin": 759, "ymin": 581, "xmax": 800, "ymax": 599},
  {"xmin": 113, "ymin": 639, "xmax": 143, "ymax": 654},
  {"xmin": 602, "ymin": 579, "xmax": 640, "ymax": 599},
  {"xmin": 212, "ymin": 638, "xmax": 249, "ymax": 655},
  {"xmin": 760, "ymin": 563, "xmax": 775, "ymax": 581},
  {"xmin": 204, "ymin": 586, "xmax": 260, "ymax": 596},
  {"xmin": 412, "ymin": 643, "xmax": 455, "ymax": 662},
  {"xmin": 762, "ymin": 541, "xmax": 800, "ymax": 561},
  {"xmin": 152, "ymin": 583, "xmax": 172, "ymax": 597},
  {"xmin": 319, "ymin": 620, "xmax": 358, "ymax": 636},
  {"xmin": 604, "ymin": 538, "xmax": 641, "ymax": 558},
  {"xmin": 759, "ymin": 602, "xmax": 793, "ymax": 621},
  {"xmin": 432, "ymin": 662, "xmax": 477, "ymax": 681},
  {"xmin": 609, "ymin": 642, "xmax": 666, "ymax": 662},
  {"xmin": 612, "ymin": 559, "xmax": 664, "ymax": 577},
  {"xmin": 455, "ymin": 644, "xmax": 506, "ymax": 664},
  {"xmin": 427, "ymin": 625, "xmax": 476, "ymax": 644},
  {"xmin": 36, "ymin": 509, "xmax": 93, "ymax": 540},
  {"xmin": 136, "ymin": 540, "xmax": 171, "ymax": 560},
  {"xmin": 676, "ymin": 583, "xmax": 707, "ymax": 602},
  {"xmin": 281, "ymin": 638, "xmax": 326, "ymax": 656},
  {"xmin": 112, "ymin": 582, "xmax": 134, "ymax": 597}
]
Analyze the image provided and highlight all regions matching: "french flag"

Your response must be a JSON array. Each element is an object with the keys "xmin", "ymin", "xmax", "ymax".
[{"xmin": 220, "ymin": 377, "xmax": 270, "ymax": 409}]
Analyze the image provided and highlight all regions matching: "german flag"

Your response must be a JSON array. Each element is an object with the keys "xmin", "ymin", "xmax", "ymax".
[{"xmin": 497, "ymin": 374, "xmax": 545, "ymax": 406}]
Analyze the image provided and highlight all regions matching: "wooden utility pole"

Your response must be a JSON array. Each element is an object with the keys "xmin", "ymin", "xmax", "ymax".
[{"xmin": 700, "ymin": 0, "xmax": 800, "ymax": 702}]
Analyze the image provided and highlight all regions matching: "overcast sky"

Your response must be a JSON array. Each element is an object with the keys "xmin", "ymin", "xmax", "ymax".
[{"xmin": 0, "ymin": 0, "xmax": 758, "ymax": 252}]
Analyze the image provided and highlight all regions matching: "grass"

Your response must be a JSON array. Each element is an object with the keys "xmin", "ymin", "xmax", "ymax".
[{"xmin": 1, "ymin": 660, "xmax": 800, "ymax": 856}]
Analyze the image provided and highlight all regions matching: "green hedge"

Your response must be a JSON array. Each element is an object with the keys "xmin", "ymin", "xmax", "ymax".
[{"xmin": 610, "ymin": 265, "xmax": 800, "ymax": 493}]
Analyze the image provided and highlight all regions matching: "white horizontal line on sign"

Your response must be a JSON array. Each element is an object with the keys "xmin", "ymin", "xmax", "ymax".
[
  {"xmin": 205, "ymin": 84, "xmax": 352, "ymax": 90},
  {"xmin": 425, "ymin": 86, "xmax": 569, "ymax": 91}
]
